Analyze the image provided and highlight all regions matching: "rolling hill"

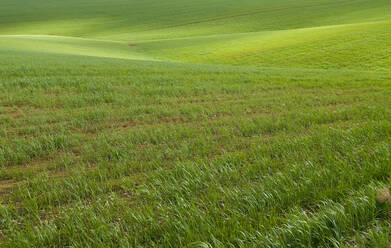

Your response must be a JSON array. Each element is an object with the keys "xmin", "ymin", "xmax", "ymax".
[
  {"xmin": 1, "ymin": 0, "xmax": 391, "ymax": 68},
  {"xmin": 1, "ymin": 0, "xmax": 391, "ymax": 247}
]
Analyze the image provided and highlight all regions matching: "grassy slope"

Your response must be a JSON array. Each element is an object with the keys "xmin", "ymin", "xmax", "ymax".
[
  {"xmin": 1, "ymin": 0, "xmax": 390, "ymax": 39},
  {"xmin": 2, "ymin": 50, "xmax": 391, "ymax": 248},
  {"xmin": 0, "ymin": 0, "xmax": 390, "ymax": 70},
  {"xmin": 1, "ymin": 0, "xmax": 391, "ymax": 247},
  {"xmin": 134, "ymin": 21, "xmax": 391, "ymax": 70},
  {"xmin": 0, "ymin": 35, "xmax": 155, "ymax": 61}
]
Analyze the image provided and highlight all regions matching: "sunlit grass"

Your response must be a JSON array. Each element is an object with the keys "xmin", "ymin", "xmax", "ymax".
[
  {"xmin": 0, "ymin": 51, "xmax": 391, "ymax": 247},
  {"xmin": 1, "ymin": 0, "xmax": 391, "ymax": 247}
]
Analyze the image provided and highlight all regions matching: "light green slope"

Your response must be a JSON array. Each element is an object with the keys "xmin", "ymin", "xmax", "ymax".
[
  {"xmin": 0, "ymin": 0, "xmax": 390, "ymax": 69},
  {"xmin": 2, "ymin": 19, "xmax": 390, "ymax": 70},
  {"xmin": 0, "ymin": 35, "xmax": 155, "ymax": 61},
  {"xmin": 133, "ymin": 20, "xmax": 391, "ymax": 70}
]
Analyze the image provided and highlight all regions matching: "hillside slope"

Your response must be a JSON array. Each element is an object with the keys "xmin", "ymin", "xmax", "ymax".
[
  {"xmin": 0, "ymin": 0, "xmax": 390, "ymax": 69},
  {"xmin": 1, "ymin": 1, "xmax": 391, "ymax": 247},
  {"xmin": 1, "ymin": 0, "xmax": 390, "ymax": 40}
]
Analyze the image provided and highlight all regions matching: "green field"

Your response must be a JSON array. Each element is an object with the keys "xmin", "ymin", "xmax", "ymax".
[{"xmin": 1, "ymin": 0, "xmax": 391, "ymax": 247}]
